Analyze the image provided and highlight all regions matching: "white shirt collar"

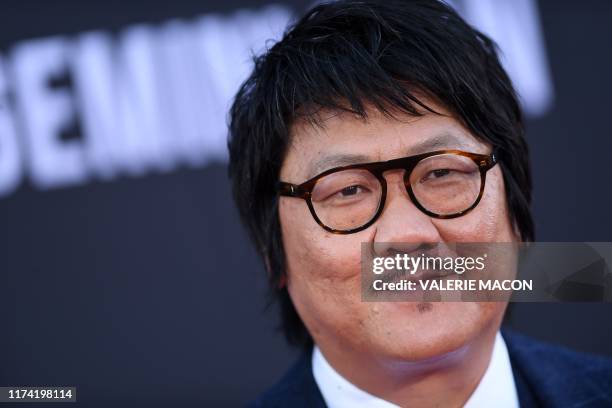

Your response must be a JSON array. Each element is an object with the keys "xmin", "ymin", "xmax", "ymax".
[{"xmin": 312, "ymin": 331, "xmax": 519, "ymax": 408}]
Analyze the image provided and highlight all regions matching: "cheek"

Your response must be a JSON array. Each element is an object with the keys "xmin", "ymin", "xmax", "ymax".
[
  {"xmin": 432, "ymin": 167, "xmax": 515, "ymax": 242},
  {"xmin": 279, "ymin": 197, "xmax": 372, "ymax": 344},
  {"xmin": 279, "ymin": 198, "xmax": 363, "ymax": 289}
]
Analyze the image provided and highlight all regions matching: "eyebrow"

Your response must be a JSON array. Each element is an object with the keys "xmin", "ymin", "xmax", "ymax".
[
  {"xmin": 306, "ymin": 153, "xmax": 372, "ymax": 179},
  {"xmin": 306, "ymin": 132, "xmax": 474, "ymax": 179},
  {"xmin": 407, "ymin": 133, "xmax": 474, "ymax": 155}
]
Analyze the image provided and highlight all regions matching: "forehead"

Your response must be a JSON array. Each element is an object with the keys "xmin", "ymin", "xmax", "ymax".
[{"xmin": 281, "ymin": 102, "xmax": 488, "ymax": 181}]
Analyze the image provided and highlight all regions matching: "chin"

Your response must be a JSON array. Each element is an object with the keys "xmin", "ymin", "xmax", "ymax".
[{"xmin": 363, "ymin": 301, "xmax": 500, "ymax": 363}]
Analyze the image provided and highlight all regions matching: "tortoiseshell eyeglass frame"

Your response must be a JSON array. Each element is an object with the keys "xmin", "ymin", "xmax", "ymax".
[{"xmin": 278, "ymin": 149, "xmax": 499, "ymax": 234}]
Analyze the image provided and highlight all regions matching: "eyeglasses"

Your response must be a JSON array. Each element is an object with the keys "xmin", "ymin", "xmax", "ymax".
[{"xmin": 279, "ymin": 149, "xmax": 498, "ymax": 234}]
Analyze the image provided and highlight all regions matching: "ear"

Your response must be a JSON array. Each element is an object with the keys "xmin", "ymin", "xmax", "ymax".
[
  {"xmin": 278, "ymin": 274, "xmax": 287, "ymax": 289},
  {"xmin": 512, "ymin": 219, "xmax": 522, "ymax": 242},
  {"xmin": 264, "ymin": 254, "xmax": 287, "ymax": 288}
]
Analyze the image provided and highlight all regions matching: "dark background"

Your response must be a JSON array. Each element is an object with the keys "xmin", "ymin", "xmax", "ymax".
[{"xmin": 0, "ymin": 0, "xmax": 611, "ymax": 406}]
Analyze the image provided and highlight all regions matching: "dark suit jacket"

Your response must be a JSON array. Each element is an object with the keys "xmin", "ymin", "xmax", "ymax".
[{"xmin": 248, "ymin": 329, "xmax": 612, "ymax": 407}]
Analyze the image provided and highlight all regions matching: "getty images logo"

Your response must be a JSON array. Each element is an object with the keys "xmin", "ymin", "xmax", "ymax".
[{"xmin": 0, "ymin": 0, "xmax": 551, "ymax": 198}]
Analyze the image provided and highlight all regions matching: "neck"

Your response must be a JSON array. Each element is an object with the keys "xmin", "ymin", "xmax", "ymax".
[{"xmin": 316, "ymin": 327, "xmax": 498, "ymax": 408}]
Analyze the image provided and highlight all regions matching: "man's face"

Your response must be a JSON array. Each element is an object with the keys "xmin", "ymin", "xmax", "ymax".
[{"xmin": 278, "ymin": 101, "xmax": 518, "ymax": 362}]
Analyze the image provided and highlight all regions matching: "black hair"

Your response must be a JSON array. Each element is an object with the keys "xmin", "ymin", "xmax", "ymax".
[{"xmin": 227, "ymin": 0, "xmax": 534, "ymax": 350}]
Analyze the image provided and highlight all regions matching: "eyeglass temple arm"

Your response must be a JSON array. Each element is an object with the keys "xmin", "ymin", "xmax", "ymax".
[
  {"xmin": 279, "ymin": 182, "xmax": 308, "ymax": 198},
  {"xmin": 479, "ymin": 148, "xmax": 499, "ymax": 170}
]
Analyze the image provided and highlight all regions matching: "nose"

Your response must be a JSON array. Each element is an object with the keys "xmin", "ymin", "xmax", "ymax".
[{"xmin": 372, "ymin": 171, "xmax": 442, "ymax": 257}]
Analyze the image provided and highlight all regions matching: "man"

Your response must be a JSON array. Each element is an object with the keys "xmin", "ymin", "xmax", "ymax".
[{"xmin": 228, "ymin": 1, "xmax": 612, "ymax": 406}]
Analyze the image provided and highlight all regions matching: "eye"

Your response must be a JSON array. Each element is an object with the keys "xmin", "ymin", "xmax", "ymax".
[
  {"xmin": 421, "ymin": 168, "xmax": 452, "ymax": 182},
  {"xmin": 340, "ymin": 185, "xmax": 362, "ymax": 196},
  {"xmin": 432, "ymin": 168, "xmax": 451, "ymax": 178}
]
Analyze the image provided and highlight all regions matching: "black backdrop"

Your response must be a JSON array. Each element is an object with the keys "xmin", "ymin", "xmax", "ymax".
[{"xmin": 0, "ymin": 0, "xmax": 611, "ymax": 406}]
